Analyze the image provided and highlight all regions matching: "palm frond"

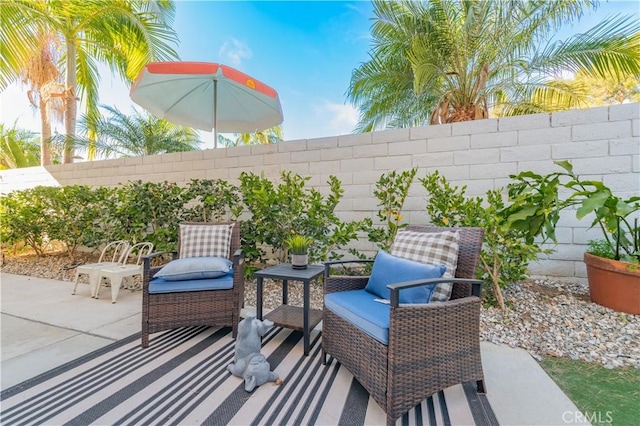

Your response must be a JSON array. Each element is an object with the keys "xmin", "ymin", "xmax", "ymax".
[
  {"xmin": 530, "ymin": 15, "xmax": 640, "ymax": 80},
  {"xmin": 0, "ymin": 0, "xmax": 51, "ymax": 89},
  {"xmin": 74, "ymin": 105, "xmax": 201, "ymax": 159}
]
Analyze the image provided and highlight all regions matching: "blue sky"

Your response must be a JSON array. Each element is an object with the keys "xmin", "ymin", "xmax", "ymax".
[{"xmin": 1, "ymin": 0, "xmax": 638, "ymax": 150}]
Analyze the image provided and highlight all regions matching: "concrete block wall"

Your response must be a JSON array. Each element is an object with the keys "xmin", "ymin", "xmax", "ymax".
[{"xmin": 2, "ymin": 103, "xmax": 638, "ymax": 282}]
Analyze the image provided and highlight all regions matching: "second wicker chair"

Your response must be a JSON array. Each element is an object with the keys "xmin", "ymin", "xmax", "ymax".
[{"xmin": 322, "ymin": 225, "xmax": 485, "ymax": 425}]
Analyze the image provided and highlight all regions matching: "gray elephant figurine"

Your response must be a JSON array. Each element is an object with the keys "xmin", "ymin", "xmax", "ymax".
[
  {"xmin": 227, "ymin": 313, "xmax": 283, "ymax": 391},
  {"xmin": 242, "ymin": 354, "xmax": 281, "ymax": 392}
]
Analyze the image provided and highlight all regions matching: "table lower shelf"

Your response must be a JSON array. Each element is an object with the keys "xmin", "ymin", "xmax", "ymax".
[{"xmin": 264, "ymin": 305, "xmax": 323, "ymax": 331}]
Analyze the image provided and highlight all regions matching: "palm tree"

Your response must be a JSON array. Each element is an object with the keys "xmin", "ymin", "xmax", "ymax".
[
  {"xmin": 19, "ymin": 33, "xmax": 63, "ymax": 166},
  {"xmin": 0, "ymin": 0, "xmax": 179, "ymax": 163},
  {"xmin": 0, "ymin": 123, "xmax": 41, "ymax": 169},
  {"xmin": 218, "ymin": 126, "xmax": 284, "ymax": 147},
  {"xmin": 553, "ymin": 69, "xmax": 640, "ymax": 106},
  {"xmin": 69, "ymin": 105, "xmax": 202, "ymax": 159},
  {"xmin": 348, "ymin": 0, "xmax": 640, "ymax": 131}
]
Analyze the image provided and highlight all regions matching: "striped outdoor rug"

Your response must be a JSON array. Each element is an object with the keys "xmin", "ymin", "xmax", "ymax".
[{"xmin": 1, "ymin": 326, "xmax": 498, "ymax": 426}]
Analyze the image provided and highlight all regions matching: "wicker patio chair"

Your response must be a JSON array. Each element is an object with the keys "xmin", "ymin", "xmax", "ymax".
[
  {"xmin": 322, "ymin": 225, "xmax": 485, "ymax": 425},
  {"xmin": 141, "ymin": 221, "xmax": 244, "ymax": 348}
]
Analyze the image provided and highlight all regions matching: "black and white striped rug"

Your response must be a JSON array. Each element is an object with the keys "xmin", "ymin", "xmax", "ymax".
[{"xmin": 1, "ymin": 326, "xmax": 498, "ymax": 425}]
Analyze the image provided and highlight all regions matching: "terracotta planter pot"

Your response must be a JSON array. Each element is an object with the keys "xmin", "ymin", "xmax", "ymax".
[{"xmin": 584, "ymin": 252, "xmax": 640, "ymax": 315}]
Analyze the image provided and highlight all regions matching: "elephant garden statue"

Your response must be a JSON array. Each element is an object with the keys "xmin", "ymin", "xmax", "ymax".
[{"xmin": 227, "ymin": 313, "xmax": 283, "ymax": 392}]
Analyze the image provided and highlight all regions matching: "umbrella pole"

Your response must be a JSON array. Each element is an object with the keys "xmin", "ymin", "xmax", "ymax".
[{"xmin": 213, "ymin": 79, "xmax": 218, "ymax": 149}]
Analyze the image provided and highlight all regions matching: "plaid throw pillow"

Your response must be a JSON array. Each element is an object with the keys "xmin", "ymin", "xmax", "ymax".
[
  {"xmin": 390, "ymin": 230, "xmax": 460, "ymax": 302},
  {"xmin": 179, "ymin": 223, "xmax": 234, "ymax": 259}
]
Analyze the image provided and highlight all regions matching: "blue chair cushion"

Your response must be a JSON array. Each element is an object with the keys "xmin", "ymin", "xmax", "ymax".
[
  {"xmin": 325, "ymin": 289, "xmax": 390, "ymax": 345},
  {"xmin": 364, "ymin": 250, "xmax": 446, "ymax": 303},
  {"xmin": 148, "ymin": 271, "xmax": 234, "ymax": 293},
  {"xmin": 153, "ymin": 256, "xmax": 232, "ymax": 281}
]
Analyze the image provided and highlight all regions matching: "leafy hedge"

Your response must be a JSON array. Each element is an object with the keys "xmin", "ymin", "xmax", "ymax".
[
  {"xmin": 0, "ymin": 172, "xmax": 366, "ymax": 273},
  {"xmin": 1, "ymin": 168, "xmax": 553, "ymax": 305}
]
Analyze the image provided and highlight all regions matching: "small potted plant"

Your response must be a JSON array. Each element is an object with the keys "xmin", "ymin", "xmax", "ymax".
[
  {"xmin": 507, "ymin": 160, "xmax": 639, "ymax": 314},
  {"xmin": 285, "ymin": 234, "xmax": 314, "ymax": 269}
]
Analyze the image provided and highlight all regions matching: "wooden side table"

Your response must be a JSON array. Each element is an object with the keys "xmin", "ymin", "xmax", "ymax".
[{"xmin": 255, "ymin": 263, "xmax": 324, "ymax": 356}]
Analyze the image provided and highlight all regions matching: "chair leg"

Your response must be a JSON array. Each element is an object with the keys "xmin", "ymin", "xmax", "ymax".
[
  {"xmin": 477, "ymin": 379, "xmax": 486, "ymax": 394},
  {"xmin": 110, "ymin": 276, "xmax": 124, "ymax": 303},
  {"xmin": 232, "ymin": 318, "xmax": 238, "ymax": 339},
  {"xmin": 386, "ymin": 412, "xmax": 396, "ymax": 426},
  {"xmin": 141, "ymin": 315, "xmax": 149, "ymax": 347},
  {"xmin": 72, "ymin": 272, "xmax": 81, "ymax": 295},
  {"xmin": 89, "ymin": 272, "xmax": 101, "ymax": 298},
  {"xmin": 94, "ymin": 276, "xmax": 108, "ymax": 299}
]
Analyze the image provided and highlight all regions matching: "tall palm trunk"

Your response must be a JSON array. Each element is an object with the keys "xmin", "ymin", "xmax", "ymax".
[
  {"xmin": 20, "ymin": 34, "xmax": 60, "ymax": 166},
  {"xmin": 63, "ymin": 40, "xmax": 77, "ymax": 164},
  {"xmin": 39, "ymin": 98, "xmax": 52, "ymax": 165}
]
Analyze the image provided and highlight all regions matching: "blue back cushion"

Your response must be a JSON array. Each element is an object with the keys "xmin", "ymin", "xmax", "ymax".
[{"xmin": 364, "ymin": 250, "xmax": 446, "ymax": 303}]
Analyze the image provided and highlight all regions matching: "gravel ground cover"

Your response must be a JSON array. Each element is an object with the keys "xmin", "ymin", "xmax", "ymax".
[{"xmin": 2, "ymin": 252, "xmax": 638, "ymax": 369}]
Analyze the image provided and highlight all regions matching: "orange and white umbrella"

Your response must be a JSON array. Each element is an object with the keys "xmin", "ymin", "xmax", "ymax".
[{"xmin": 130, "ymin": 62, "xmax": 283, "ymax": 147}]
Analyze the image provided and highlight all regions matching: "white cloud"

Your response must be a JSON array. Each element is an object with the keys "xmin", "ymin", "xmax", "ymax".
[
  {"xmin": 323, "ymin": 101, "xmax": 359, "ymax": 134},
  {"xmin": 218, "ymin": 37, "xmax": 252, "ymax": 66},
  {"xmin": 284, "ymin": 100, "xmax": 359, "ymax": 141}
]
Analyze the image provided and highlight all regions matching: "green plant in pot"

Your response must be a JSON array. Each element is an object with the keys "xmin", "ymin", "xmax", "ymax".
[
  {"xmin": 506, "ymin": 160, "xmax": 640, "ymax": 314},
  {"xmin": 285, "ymin": 234, "xmax": 314, "ymax": 269}
]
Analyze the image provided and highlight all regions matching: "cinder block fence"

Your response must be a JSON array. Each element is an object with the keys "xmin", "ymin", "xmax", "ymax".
[{"xmin": 2, "ymin": 103, "xmax": 638, "ymax": 282}]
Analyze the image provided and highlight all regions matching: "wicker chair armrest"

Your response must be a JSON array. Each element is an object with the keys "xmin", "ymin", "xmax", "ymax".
[
  {"xmin": 388, "ymin": 278, "xmax": 482, "ymax": 307},
  {"xmin": 324, "ymin": 275, "xmax": 370, "ymax": 294},
  {"xmin": 232, "ymin": 248, "xmax": 244, "ymax": 267},
  {"xmin": 142, "ymin": 250, "xmax": 177, "ymax": 265},
  {"xmin": 324, "ymin": 259, "xmax": 373, "ymax": 275},
  {"xmin": 323, "ymin": 259, "xmax": 373, "ymax": 294},
  {"xmin": 142, "ymin": 251, "xmax": 178, "ymax": 284},
  {"xmin": 324, "ymin": 259, "xmax": 374, "ymax": 267},
  {"xmin": 391, "ymin": 293, "xmax": 481, "ymax": 313}
]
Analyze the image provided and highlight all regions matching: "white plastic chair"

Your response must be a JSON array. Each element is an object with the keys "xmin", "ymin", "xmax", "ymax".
[
  {"xmin": 95, "ymin": 242, "xmax": 154, "ymax": 303},
  {"xmin": 72, "ymin": 240, "xmax": 130, "ymax": 297}
]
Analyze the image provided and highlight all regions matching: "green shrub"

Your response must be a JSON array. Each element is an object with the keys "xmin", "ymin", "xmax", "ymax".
[
  {"xmin": 112, "ymin": 181, "xmax": 187, "ymax": 252},
  {"xmin": 420, "ymin": 171, "xmax": 548, "ymax": 309},
  {"xmin": 238, "ymin": 171, "xmax": 361, "ymax": 272},
  {"xmin": 0, "ymin": 187, "xmax": 55, "ymax": 256},
  {"xmin": 360, "ymin": 168, "xmax": 417, "ymax": 253},
  {"xmin": 182, "ymin": 179, "xmax": 242, "ymax": 223},
  {"xmin": 86, "ymin": 186, "xmax": 125, "ymax": 248},
  {"xmin": 46, "ymin": 185, "xmax": 110, "ymax": 258}
]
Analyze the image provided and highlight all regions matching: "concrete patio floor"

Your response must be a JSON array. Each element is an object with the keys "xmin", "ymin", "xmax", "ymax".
[{"xmin": 0, "ymin": 272, "xmax": 587, "ymax": 425}]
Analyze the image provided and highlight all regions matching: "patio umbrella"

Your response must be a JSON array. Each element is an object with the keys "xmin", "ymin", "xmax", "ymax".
[{"xmin": 130, "ymin": 62, "xmax": 283, "ymax": 148}]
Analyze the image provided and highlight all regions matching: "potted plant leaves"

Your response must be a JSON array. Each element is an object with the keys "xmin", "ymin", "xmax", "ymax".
[
  {"xmin": 563, "ymin": 165, "xmax": 639, "ymax": 315},
  {"xmin": 506, "ymin": 160, "xmax": 639, "ymax": 314},
  {"xmin": 285, "ymin": 234, "xmax": 314, "ymax": 269}
]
